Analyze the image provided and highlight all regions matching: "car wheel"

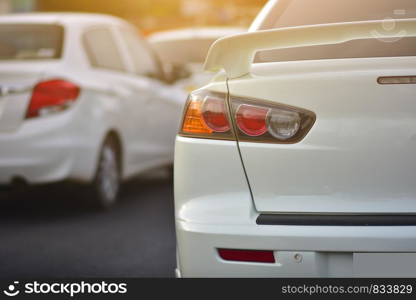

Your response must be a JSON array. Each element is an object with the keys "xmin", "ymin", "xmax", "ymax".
[{"xmin": 89, "ymin": 138, "xmax": 121, "ymax": 209}]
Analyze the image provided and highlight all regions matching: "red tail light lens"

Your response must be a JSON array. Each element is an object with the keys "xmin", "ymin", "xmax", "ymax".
[
  {"xmin": 218, "ymin": 248, "xmax": 275, "ymax": 263},
  {"xmin": 26, "ymin": 79, "xmax": 80, "ymax": 118},
  {"xmin": 232, "ymin": 97, "xmax": 315, "ymax": 144},
  {"xmin": 201, "ymin": 96, "xmax": 230, "ymax": 132},
  {"xmin": 236, "ymin": 104, "xmax": 269, "ymax": 137}
]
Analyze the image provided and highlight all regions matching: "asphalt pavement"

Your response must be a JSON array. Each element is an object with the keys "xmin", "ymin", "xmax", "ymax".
[{"xmin": 0, "ymin": 170, "xmax": 176, "ymax": 278}]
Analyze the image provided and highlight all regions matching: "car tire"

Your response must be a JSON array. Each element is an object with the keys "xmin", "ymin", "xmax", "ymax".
[{"xmin": 89, "ymin": 137, "xmax": 121, "ymax": 209}]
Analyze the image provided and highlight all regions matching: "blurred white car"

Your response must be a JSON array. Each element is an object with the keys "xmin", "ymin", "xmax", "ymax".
[
  {"xmin": 0, "ymin": 13, "xmax": 186, "ymax": 208},
  {"xmin": 175, "ymin": 0, "xmax": 416, "ymax": 277},
  {"xmin": 148, "ymin": 27, "xmax": 244, "ymax": 92}
]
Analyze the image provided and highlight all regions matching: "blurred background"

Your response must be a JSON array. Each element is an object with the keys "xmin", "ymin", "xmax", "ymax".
[
  {"xmin": 0, "ymin": 0, "xmax": 267, "ymax": 279},
  {"xmin": 2, "ymin": 0, "xmax": 414, "ymax": 280},
  {"xmin": 0, "ymin": 0, "xmax": 266, "ymax": 34}
]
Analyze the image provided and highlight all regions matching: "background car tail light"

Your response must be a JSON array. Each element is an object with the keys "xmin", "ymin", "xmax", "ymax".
[
  {"xmin": 26, "ymin": 79, "xmax": 80, "ymax": 118},
  {"xmin": 179, "ymin": 90, "xmax": 315, "ymax": 144},
  {"xmin": 218, "ymin": 248, "xmax": 275, "ymax": 263},
  {"xmin": 180, "ymin": 91, "xmax": 233, "ymax": 140}
]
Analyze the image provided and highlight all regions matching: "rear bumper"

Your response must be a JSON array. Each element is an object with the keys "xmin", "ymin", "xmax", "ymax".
[
  {"xmin": 0, "ymin": 111, "xmax": 97, "ymax": 185},
  {"xmin": 176, "ymin": 217, "xmax": 416, "ymax": 278},
  {"xmin": 175, "ymin": 136, "xmax": 416, "ymax": 277}
]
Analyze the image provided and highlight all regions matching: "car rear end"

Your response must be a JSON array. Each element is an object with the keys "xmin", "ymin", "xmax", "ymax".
[
  {"xmin": 175, "ymin": 0, "xmax": 416, "ymax": 277},
  {"xmin": 0, "ymin": 18, "xmax": 87, "ymax": 186}
]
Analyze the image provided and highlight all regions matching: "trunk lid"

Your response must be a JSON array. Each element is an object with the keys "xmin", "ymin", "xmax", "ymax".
[{"xmin": 228, "ymin": 57, "xmax": 416, "ymax": 213}]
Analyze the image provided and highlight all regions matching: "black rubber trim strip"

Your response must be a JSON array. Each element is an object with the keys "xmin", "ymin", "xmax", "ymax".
[{"xmin": 257, "ymin": 214, "xmax": 416, "ymax": 226}]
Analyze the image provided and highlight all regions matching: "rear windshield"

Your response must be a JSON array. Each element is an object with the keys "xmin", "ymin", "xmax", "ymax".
[
  {"xmin": 152, "ymin": 38, "xmax": 217, "ymax": 66},
  {"xmin": 256, "ymin": 0, "xmax": 416, "ymax": 62},
  {"xmin": 0, "ymin": 24, "xmax": 64, "ymax": 60}
]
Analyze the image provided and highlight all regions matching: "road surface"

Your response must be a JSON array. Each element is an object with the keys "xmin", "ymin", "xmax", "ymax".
[{"xmin": 0, "ymin": 171, "xmax": 176, "ymax": 278}]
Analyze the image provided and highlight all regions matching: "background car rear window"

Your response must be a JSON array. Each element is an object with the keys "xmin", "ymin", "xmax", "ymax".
[
  {"xmin": 120, "ymin": 28, "xmax": 160, "ymax": 78},
  {"xmin": 152, "ymin": 38, "xmax": 218, "ymax": 65},
  {"xmin": 0, "ymin": 24, "xmax": 63, "ymax": 60},
  {"xmin": 83, "ymin": 27, "xmax": 125, "ymax": 72},
  {"xmin": 256, "ymin": 0, "xmax": 416, "ymax": 62}
]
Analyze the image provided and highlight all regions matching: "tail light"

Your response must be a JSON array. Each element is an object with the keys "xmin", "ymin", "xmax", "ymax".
[
  {"xmin": 26, "ymin": 79, "xmax": 80, "ymax": 119},
  {"xmin": 179, "ymin": 90, "xmax": 315, "ymax": 144},
  {"xmin": 236, "ymin": 104, "xmax": 269, "ymax": 137},
  {"xmin": 231, "ymin": 97, "xmax": 315, "ymax": 144},
  {"xmin": 180, "ymin": 91, "xmax": 233, "ymax": 140}
]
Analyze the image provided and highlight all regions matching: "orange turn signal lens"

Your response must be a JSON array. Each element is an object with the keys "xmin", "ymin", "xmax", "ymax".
[{"xmin": 182, "ymin": 100, "xmax": 213, "ymax": 134}]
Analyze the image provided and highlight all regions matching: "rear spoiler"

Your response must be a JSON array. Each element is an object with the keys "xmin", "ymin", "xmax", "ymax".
[{"xmin": 204, "ymin": 19, "xmax": 416, "ymax": 79}]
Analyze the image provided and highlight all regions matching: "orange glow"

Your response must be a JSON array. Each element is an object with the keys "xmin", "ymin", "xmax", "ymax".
[
  {"xmin": 181, "ymin": 100, "xmax": 213, "ymax": 134},
  {"xmin": 36, "ymin": 0, "xmax": 267, "ymax": 33}
]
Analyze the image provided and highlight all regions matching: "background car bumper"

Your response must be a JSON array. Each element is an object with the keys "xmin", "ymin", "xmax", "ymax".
[{"xmin": 0, "ymin": 111, "xmax": 89, "ymax": 185}]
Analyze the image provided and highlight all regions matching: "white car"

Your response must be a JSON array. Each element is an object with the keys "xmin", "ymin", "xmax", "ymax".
[
  {"xmin": 175, "ymin": 0, "xmax": 416, "ymax": 277},
  {"xmin": 0, "ymin": 13, "xmax": 186, "ymax": 208},
  {"xmin": 148, "ymin": 27, "xmax": 244, "ymax": 92}
]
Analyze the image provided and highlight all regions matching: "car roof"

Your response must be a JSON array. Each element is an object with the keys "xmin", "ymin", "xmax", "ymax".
[
  {"xmin": 148, "ymin": 27, "xmax": 245, "ymax": 43},
  {"xmin": 0, "ymin": 12, "xmax": 128, "ymax": 26}
]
